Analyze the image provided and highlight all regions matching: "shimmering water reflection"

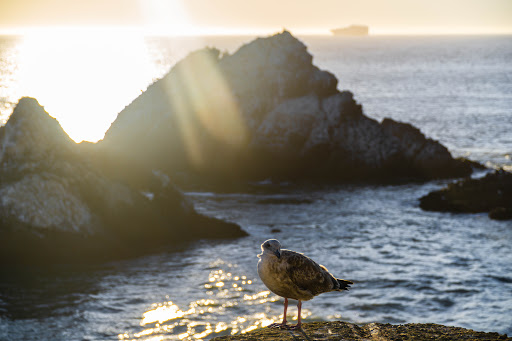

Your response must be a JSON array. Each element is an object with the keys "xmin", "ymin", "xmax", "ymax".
[{"xmin": 120, "ymin": 261, "xmax": 290, "ymax": 340}]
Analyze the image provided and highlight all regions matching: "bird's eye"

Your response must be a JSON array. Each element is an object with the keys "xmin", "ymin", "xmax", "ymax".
[{"xmin": 264, "ymin": 243, "xmax": 269, "ymax": 248}]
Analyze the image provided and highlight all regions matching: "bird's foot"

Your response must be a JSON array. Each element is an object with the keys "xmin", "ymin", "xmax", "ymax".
[
  {"xmin": 267, "ymin": 323, "xmax": 301, "ymax": 330},
  {"xmin": 267, "ymin": 323, "xmax": 290, "ymax": 329}
]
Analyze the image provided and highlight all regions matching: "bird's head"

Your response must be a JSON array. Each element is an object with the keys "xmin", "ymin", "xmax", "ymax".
[{"xmin": 261, "ymin": 239, "xmax": 281, "ymax": 259}]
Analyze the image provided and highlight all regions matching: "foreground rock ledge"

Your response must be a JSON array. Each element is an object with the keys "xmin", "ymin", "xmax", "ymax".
[{"xmin": 211, "ymin": 321, "xmax": 509, "ymax": 341}]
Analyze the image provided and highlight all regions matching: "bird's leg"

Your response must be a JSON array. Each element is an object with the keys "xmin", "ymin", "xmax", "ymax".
[
  {"xmin": 289, "ymin": 300, "xmax": 302, "ymax": 330},
  {"xmin": 282, "ymin": 297, "xmax": 289, "ymax": 325},
  {"xmin": 268, "ymin": 298, "xmax": 289, "ymax": 328}
]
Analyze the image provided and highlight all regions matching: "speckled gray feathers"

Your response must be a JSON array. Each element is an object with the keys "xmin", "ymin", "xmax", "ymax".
[{"xmin": 257, "ymin": 240, "xmax": 352, "ymax": 301}]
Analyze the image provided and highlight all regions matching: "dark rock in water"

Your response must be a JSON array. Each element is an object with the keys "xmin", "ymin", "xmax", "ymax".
[
  {"xmin": 455, "ymin": 157, "xmax": 487, "ymax": 171},
  {"xmin": 210, "ymin": 321, "xmax": 510, "ymax": 340},
  {"xmin": 489, "ymin": 207, "xmax": 512, "ymax": 220},
  {"xmin": 0, "ymin": 98, "xmax": 247, "ymax": 265},
  {"xmin": 101, "ymin": 31, "xmax": 472, "ymax": 187},
  {"xmin": 419, "ymin": 169, "xmax": 512, "ymax": 220}
]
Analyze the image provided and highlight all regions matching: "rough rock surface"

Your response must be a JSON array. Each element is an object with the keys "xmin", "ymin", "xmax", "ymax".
[
  {"xmin": 0, "ymin": 98, "xmax": 246, "ymax": 265},
  {"xmin": 419, "ymin": 169, "xmax": 512, "ymax": 220},
  {"xmin": 211, "ymin": 321, "xmax": 509, "ymax": 341},
  {"xmin": 101, "ymin": 31, "xmax": 472, "ymax": 187}
]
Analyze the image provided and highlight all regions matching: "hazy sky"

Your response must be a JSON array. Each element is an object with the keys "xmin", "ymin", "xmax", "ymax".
[{"xmin": 0, "ymin": 0, "xmax": 511, "ymax": 34}]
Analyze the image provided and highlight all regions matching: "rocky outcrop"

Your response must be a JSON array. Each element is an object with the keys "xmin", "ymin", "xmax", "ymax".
[
  {"xmin": 0, "ymin": 98, "xmax": 246, "ymax": 265},
  {"xmin": 419, "ymin": 170, "xmax": 512, "ymax": 220},
  {"xmin": 211, "ymin": 321, "xmax": 509, "ymax": 340},
  {"xmin": 101, "ymin": 31, "xmax": 472, "ymax": 187}
]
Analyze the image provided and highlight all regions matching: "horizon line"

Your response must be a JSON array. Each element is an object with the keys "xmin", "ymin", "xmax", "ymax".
[{"xmin": 0, "ymin": 25, "xmax": 511, "ymax": 37}]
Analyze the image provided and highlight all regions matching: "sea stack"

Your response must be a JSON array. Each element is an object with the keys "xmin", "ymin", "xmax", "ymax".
[
  {"xmin": 0, "ymin": 98, "xmax": 246, "ymax": 265},
  {"xmin": 100, "ymin": 30, "xmax": 472, "ymax": 188}
]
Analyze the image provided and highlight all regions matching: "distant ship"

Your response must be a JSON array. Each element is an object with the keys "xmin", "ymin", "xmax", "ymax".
[{"xmin": 330, "ymin": 25, "xmax": 369, "ymax": 36}]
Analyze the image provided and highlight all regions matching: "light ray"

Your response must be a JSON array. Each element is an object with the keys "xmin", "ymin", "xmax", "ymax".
[{"xmin": 165, "ymin": 48, "xmax": 248, "ymax": 168}]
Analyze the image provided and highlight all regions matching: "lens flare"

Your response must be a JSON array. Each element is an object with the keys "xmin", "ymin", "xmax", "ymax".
[{"xmin": 164, "ymin": 48, "xmax": 248, "ymax": 168}]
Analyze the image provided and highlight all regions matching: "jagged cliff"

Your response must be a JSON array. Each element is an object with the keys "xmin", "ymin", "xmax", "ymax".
[
  {"xmin": 101, "ymin": 31, "xmax": 472, "ymax": 187},
  {"xmin": 0, "ymin": 98, "xmax": 246, "ymax": 265}
]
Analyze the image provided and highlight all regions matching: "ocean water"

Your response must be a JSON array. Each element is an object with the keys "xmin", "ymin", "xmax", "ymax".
[{"xmin": 0, "ymin": 34, "xmax": 512, "ymax": 340}]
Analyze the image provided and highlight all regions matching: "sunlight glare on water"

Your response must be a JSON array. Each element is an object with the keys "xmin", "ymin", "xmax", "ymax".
[
  {"xmin": 16, "ymin": 28, "xmax": 156, "ymax": 142},
  {"xmin": 121, "ymin": 260, "xmax": 287, "ymax": 340}
]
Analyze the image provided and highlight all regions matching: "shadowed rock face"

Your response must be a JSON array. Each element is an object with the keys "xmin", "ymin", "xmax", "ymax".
[
  {"xmin": 102, "ymin": 31, "xmax": 472, "ymax": 187},
  {"xmin": 210, "ymin": 321, "xmax": 510, "ymax": 340},
  {"xmin": 0, "ymin": 98, "xmax": 246, "ymax": 265},
  {"xmin": 419, "ymin": 169, "xmax": 512, "ymax": 220}
]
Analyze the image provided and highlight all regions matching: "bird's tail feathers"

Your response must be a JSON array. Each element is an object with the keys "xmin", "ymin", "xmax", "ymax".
[{"xmin": 335, "ymin": 278, "xmax": 353, "ymax": 291}]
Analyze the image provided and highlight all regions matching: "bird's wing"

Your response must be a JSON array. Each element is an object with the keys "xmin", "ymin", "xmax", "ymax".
[{"xmin": 281, "ymin": 250, "xmax": 336, "ymax": 296}]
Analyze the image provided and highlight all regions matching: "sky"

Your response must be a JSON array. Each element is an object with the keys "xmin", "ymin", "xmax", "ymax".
[{"xmin": 0, "ymin": 0, "xmax": 511, "ymax": 35}]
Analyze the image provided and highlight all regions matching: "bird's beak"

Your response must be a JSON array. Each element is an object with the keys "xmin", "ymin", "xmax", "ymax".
[{"xmin": 275, "ymin": 250, "xmax": 281, "ymax": 259}]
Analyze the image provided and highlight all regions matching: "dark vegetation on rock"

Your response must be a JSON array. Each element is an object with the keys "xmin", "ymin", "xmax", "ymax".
[
  {"xmin": 211, "ymin": 321, "xmax": 510, "ymax": 340},
  {"xmin": 101, "ymin": 31, "xmax": 474, "ymax": 189},
  {"xmin": 419, "ymin": 170, "xmax": 512, "ymax": 220},
  {"xmin": 0, "ymin": 98, "xmax": 246, "ymax": 265}
]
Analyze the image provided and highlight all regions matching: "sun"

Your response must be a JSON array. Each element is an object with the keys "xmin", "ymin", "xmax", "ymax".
[
  {"xmin": 13, "ymin": 1, "xmax": 207, "ymax": 143},
  {"xmin": 13, "ymin": 1, "xmax": 224, "ymax": 142},
  {"xmin": 140, "ymin": 0, "xmax": 200, "ymax": 36},
  {"xmin": 16, "ymin": 27, "xmax": 156, "ymax": 142}
]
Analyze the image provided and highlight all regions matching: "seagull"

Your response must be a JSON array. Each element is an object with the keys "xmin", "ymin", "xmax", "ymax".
[{"xmin": 257, "ymin": 239, "xmax": 353, "ymax": 330}]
